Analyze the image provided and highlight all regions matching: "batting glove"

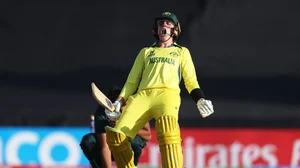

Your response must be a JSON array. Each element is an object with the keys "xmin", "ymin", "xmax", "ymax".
[
  {"xmin": 197, "ymin": 98, "xmax": 214, "ymax": 118},
  {"xmin": 104, "ymin": 109, "xmax": 121, "ymax": 121},
  {"xmin": 112, "ymin": 100, "xmax": 122, "ymax": 112}
]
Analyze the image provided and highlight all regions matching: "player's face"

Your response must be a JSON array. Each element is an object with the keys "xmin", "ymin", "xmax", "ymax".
[{"xmin": 157, "ymin": 19, "xmax": 175, "ymax": 41}]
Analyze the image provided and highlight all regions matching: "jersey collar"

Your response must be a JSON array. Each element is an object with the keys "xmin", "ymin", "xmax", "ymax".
[{"xmin": 151, "ymin": 42, "xmax": 180, "ymax": 48}]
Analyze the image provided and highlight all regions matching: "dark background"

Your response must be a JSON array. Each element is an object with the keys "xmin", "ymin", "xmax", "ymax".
[{"xmin": 0, "ymin": 0, "xmax": 299, "ymax": 127}]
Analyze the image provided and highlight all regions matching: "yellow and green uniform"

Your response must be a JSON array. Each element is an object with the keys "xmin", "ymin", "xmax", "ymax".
[
  {"xmin": 116, "ymin": 43, "xmax": 200, "ymax": 139},
  {"xmin": 106, "ymin": 43, "xmax": 196, "ymax": 168},
  {"xmin": 120, "ymin": 43, "xmax": 200, "ymax": 101}
]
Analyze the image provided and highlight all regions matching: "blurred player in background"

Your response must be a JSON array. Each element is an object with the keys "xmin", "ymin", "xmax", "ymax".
[
  {"xmin": 80, "ymin": 86, "xmax": 151, "ymax": 168},
  {"xmin": 105, "ymin": 12, "xmax": 214, "ymax": 168}
]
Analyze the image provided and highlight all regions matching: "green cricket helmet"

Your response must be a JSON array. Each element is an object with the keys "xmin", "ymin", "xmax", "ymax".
[{"xmin": 152, "ymin": 12, "xmax": 181, "ymax": 41}]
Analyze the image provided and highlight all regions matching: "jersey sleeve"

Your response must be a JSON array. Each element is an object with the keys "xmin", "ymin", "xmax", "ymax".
[
  {"xmin": 119, "ymin": 48, "xmax": 145, "ymax": 100},
  {"xmin": 181, "ymin": 47, "xmax": 200, "ymax": 93}
]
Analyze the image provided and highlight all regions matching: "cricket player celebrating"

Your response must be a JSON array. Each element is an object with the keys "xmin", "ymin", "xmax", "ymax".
[
  {"xmin": 80, "ymin": 86, "xmax": 151, "ymax": 168},
  {"xmin": 105, "ymin": 12, "xmax": 214, "ymax": 168}
]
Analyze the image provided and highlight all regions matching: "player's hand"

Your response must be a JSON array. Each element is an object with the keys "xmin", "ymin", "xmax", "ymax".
[
  {"xmin": 196, "ymin": 98, "xmax": 214, "ymax": 118},
  {"xmin": 104, "ymin": 109, "xmax": 121, "ymax": 121},
  {"xmin": 112, "ymin": 100, "xmax": 122, "ymax": 112}
]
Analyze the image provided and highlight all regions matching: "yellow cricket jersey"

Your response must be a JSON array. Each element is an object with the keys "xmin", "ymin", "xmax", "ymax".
[{"xmin": 120, "ymin": 43, "xmax": 200, "ymax": 101}]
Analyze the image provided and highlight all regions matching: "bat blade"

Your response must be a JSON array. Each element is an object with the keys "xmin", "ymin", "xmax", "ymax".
[{"xmin": 91, "ymin": 82, "xmax": 115, "ymax": 112}]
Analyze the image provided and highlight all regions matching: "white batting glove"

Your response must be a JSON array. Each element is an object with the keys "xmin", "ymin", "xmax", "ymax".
[
  {"xmin": 104, "ymin": 109, "xmax": 121, "ymax": 121},
  {"xmin": 112, "ymin": 100, "xmax": 122, "ymax": 112},
  {"xmin": 197, "ymin": 98, "xmax": 214, "ymax": 118}
]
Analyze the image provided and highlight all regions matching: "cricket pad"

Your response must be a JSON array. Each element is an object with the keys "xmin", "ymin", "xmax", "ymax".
[
  {"xmin": 105, "ymin": 126, "xmax": 135, "ymax": 168},
  {"xmin": 155, "ymin": 115, "xmax": 183, "ymax": 168}
]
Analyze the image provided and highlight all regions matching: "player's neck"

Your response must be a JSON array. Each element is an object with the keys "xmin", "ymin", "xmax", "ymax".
[{"xmin": 157, "ymin": 40, "xmax": 174, "ymax": 48}]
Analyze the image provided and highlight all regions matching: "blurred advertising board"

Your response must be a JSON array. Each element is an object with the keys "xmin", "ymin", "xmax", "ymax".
[
  {"xmin": 0, "ymin": 127, "xmax": 300, "ymax": 167},
  {"xmin": 0, "ymin": 127, "xmax": 90, "ymax": 166}
]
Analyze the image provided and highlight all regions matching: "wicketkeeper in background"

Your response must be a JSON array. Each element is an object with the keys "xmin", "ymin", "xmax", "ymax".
[
  {"xmin": 80, "ymin": 86, "xmax": 151, "ymax": 168},
  {"xmin": 105, "ymin": 12, "xmax": 214, "ymax": 168}
]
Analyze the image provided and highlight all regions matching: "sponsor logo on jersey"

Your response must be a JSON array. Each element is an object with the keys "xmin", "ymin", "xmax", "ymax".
[{"xmin": 147, "ymin": 50, "xmax": 155, "ymax": 57}]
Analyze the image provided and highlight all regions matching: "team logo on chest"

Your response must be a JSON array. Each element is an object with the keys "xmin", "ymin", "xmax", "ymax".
[{"xmin": 169, "ymin": 52, "xmax": 179, "ymax": 57}]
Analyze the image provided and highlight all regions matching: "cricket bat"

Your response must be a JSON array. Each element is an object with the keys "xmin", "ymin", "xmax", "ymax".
[{"xmin": 91, "ymin": 82, "xmax": 115, "ymax": 112}]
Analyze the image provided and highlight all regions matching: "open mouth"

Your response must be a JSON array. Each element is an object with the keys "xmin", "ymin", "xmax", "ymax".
[{"xmin": 159, "ymin": 28, "xmax": 167, "ymax": 36}]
